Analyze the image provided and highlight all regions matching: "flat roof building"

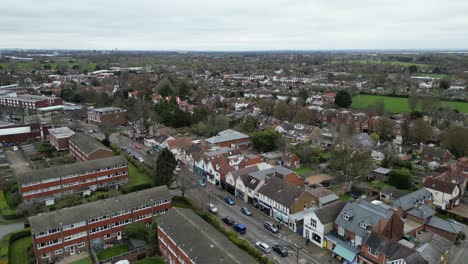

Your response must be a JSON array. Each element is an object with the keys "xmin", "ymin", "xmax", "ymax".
[{"xmin": 48, "ymin": 127, "xmax": 76, "ymax": 151}]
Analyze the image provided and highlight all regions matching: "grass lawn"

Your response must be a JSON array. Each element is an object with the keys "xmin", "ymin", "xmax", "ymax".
[
  {"xmin": 128, "ymin": 163, "xmax": 152, "ymax": 188},
  {"xmin": 339, "ymin": 193, "xmax": 352, "ymax": 201},
  {"xmin": 96, "ymin": 245, "xmax": 129, "ymax": 261},
  {"xmin": 0, "ymin": 191, "xmax": 17, "ymax": 219},
  {"xmin": 328, "ymin": 59, "xmax": 433, "ymax": 68},
  {"xmin": 134, "ymin": 257, "xmax": 165, "ymax": 264},
  {"xmin": 369, "ymin": 181, "xmax": 388, "ymax": 190},
  {"xmin": 69, "ymin": 257, "xmax": 92, "ymax": 264},
  {"xmin": 294, "ymin": 167, "xmax": 314, "ymax": 175},
  {"xmin": 351, "ymin": 94, "xmax": 468, "ymax": 113},
  {"xmin": 9, "ymin": 237, "xmax": 32, "ymax": 264}
]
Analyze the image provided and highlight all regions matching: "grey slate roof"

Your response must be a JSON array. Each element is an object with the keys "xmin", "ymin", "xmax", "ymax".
[
  {"xmin": 365, "ymin": 232, "xmax": 417, "ymax": 261},
  {"xmin": 257, "ymin": 176, "xmax": 306, "ymax": 208},
  {"xmin": 417, "ymin": 232, "xmax": 452, "ymax": 264},
  {"xmin": 425, "ymin": 216, "xmax": 464, "ymax": 234},
  {"xmin": 205, "ymin": 129, "xmax": 249, "ymax": 144},
  {"xmin": 314, "ymin": 201, "xmax": 346, "ymax": 224},
  {"xmin": 392, "ymin": 188, "xmax": 433, "ymax": 212},
  {"xmin": 228, "ymin": 165, "xmax": 260, "ymax": 180},
  {"xmin": 373, "ymin": 167, "xmax": 391, "ymax": 175},
  {"xmin": 407, "ymin": 204, "xmax": 435, "ymax": 220},
  {"xmin": 157, "ymin": 208, "xmax": 256, "ymax": 264},
  {"xmin": 335, "ymin": 200, "xmax": 393, "ymax": 238},
  {"xmin": 380, "ymin": 186, "xmax": 405, "ymax": 199},
  {"xmin": 69, "ymin": 133, "xmax": 111, "ymax": 155},
  {"xmin": 29, "ymin": 186, "xmax": 171, "ymax": 233},
  {"xmin": 16, "ymin": 155, "xmax": 127, "ymax": 184}
]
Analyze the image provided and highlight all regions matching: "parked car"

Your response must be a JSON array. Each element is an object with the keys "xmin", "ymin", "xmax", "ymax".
[
  {"xmin": 12, "ymin": 146, "xmax": 19, "ymax": 151},
  {"xmin": 88, "ymin": 129, "xmax": 94, "ymax": 133},
  {"xmin": 224, "ymin": 196, "xmax": 235, "ymax": 205},
  {"xmin": 198, "ymin": 179, "xmax": 206, "ymax": 187},
  {"xmin": 126, "ymin": 149, "xmax": 131, "ymax": 154},
  {"xmin": 175, "ymin": 166, "xmax": 181, "ymax": 172},
  {"xmin": 264, "ymin": 221, "xmax": 279, "ymax": 233},
  {"xmin": 222, "ymin": 216, "xmax": 235, "ymax": 226},
  {"xmin": 208, "ymin": 203, "xmax": 218, "ymax": 214},
  {"xmin": 240, "ymin": 207, "xmax": 252, "ymax": 216},
  {"xmin": 137, "ymin": 157, "xmax": 145, "ymax": 163},
  {"xmin": 255, "ymin": 242, "xmax": 271, "ymax": 254},
  {"xmin": 272, "ymin": 244, "xmax": 289, "ymax": 257},
  {"xmin": 233, "ymin": 224, "xmax": 246, "ymax": 234},
  {"xmin": 134, "ymin": 144, "xmax": 142, "ymax": 149}
]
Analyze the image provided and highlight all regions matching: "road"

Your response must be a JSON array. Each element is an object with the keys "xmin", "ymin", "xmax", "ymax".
[
  {"xmin": 179, "ymin": 166, "xmax": 338, "ymax": 264},
  {"xmin": 451, "ymin": 225, "xmax": 468, "ymax": 264}
]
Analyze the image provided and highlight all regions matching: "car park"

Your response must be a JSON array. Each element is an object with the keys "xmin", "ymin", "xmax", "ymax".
[
  {"xmin": 224, "ymin": 196, "xmax": 235, "ymax": 205},
  {"xmin": 240, "ymin": 207, "xmax": 252, "ymax": 216},
  {"xmin": 232, "ymin": 224, "xmax": 246, "ymax": 234},
  {"xmin": 264, "ymin": 221, "xmax": 279, "ymax": 233},
  {"xmin": 272, "ymin": 244, "xmax": 289, "ymax": 257},
  {"xmin": 222, "ymin": 216, "xmax": 235, "ymax": 226},
  {"xmin": 255, "ymin": 242, "xmax": 271, "ymax": 254},
  {"xmin": 208, "ymin": 203, "xmax": 218, "ymax": 214}
]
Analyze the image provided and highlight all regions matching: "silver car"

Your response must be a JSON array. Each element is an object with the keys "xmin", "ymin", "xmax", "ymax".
[{"xmin": 255, "ymin": 242, "xmax": 271, "ymax": 254}]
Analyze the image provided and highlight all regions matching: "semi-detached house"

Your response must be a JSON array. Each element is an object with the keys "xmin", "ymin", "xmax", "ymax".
[
  {"xmin": 422, "ymin": 176, "xmax": 460, "ymax": 210},
  {"xmin": 16, "ymin": 155, "xmax": 128, "ymax": 205},
  {"xmin": 29, "ymin": 186, "xmax": 172, "ymax": 264}
]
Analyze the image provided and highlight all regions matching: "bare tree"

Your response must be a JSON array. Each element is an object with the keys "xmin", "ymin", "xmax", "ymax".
[
  {"xmin": 174, "ymin": 165, "xmax": 193, "ymax": 198},
  {"xmin": 99, "ymin": 119, "xmax": 118, "ymax": 142}
]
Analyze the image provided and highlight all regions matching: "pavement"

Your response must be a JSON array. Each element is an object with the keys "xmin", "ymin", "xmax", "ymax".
[
  {"xmin": 174, "ymin": 166, "xmax": 339, "ymax": 264},
  {"xmin": 0, "ymin": 221, "xmax": 25, "ymax": 240},
  {"xmin": 451, "ymin": 224, "xmax": 468, "ymax": 264}
]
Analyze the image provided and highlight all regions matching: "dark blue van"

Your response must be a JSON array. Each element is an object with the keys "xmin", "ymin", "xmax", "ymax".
[{"xmin": 233, "ymin": 223, "xmax": 246, "ymax": 234}]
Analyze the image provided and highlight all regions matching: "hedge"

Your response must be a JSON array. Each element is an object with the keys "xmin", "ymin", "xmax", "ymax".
[
  {"xmin": 0, "ymin": 191, "xmax": 19, "ymax": 220},
  {"xmin": 0, "ymin": 228, "xmax": 31, "ymax": 264}
]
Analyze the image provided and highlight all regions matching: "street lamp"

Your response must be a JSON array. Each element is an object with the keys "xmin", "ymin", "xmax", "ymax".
[{"xmin": 295, "ymin": 244, "xmax": 302, "ymax": 264}]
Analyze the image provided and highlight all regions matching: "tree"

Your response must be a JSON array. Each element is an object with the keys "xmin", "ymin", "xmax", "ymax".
[
  {"xmin": 251, "ymin": 129, "xmax": 283, "ymax": 152},
  {"xmin": 370, "ymin": 132, "xmax": 380, "ymax": 143},
  {"xmin": 329, "ymin": 126, "xmax": 373, "ymax": 185},
  {"xmin": 293, "ymin": 107, "xmax": 312, "ymax": 124},
  {"xmin": 439, "ymin": 78, "xmax": 451, "ymax": 90},
  {"xmin": 273, "ymin": 101, "xmax": 289, "ymax": 120},
  {"xmin": 157, "ymin": 78, "xmax": 174, "ymax": 97},
  {"xmin": 192, "ymin": 121, "xmax": 209, "ymax": 137},
  {"xmin": 388, "ymin": 169, "xmax": 412, "ymax": 190},
  {"xmin": 409, "ymin": 119, "xmax": 433, "ymax": 143},
  {"xmin": 375, "ymin": 99, "xmax": 385, "ymax": 116},
  {"xmin": 408, "ymin": 93, "xmax": 419, "ymax": 113},
  {"xmin": 421, "ymin": 96, "xmax": 439, "ymax": 113},
  {"xmin": 334, "ymin": 90, "xmax": 352, "ymax": 108},
  {"xmin": 155, "ymin": 148, "xmax": 177, "ymax": 186},
  {"xmin": 124, "ymin": 222, "xmax": 148, "ymax": 240},
  {"xmin": 298, "ymin": 88, "xmax": 309, "ymax": 106},
  {"xmin": 407, "ymin": 65, "xmax": 418, "ymax": 74},
  {"xmin": 174, "ymin": 164, "xmax": 192, "ymax": 198},
  {"xmin": 441, "ymin": 127, "xmax": 468, "ymax": 158},
  {"xmin": 374, "ymin": 117, "xmax": 393, "ymax": 140},
  {"xmin": 99, "ymin": 119, "xmax": 117, "ymax": 142},
  {"xmin": 258, "ymin": 99, "xmax": 273, "ymax": 115},
  {"xmin": 242, "ymin": 116, "xmax": 258, "ymax": 133},
  {"xmin": 171, "ymin": 108, "xmax": 191, "ymax": 128}
]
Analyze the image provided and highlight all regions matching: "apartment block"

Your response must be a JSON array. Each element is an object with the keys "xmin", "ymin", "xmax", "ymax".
[
  {"xmin": 87, "ymin": 107, "xmax": 127, "ymax": 126},
  {"xmin": 48, "ymin": 127, "xmax": 76, "ymax": 151},
  {"xmin": 16, "ymin": 156, "xmax": 128, "ymax": 204},
  {"xmin": 29, "ymin": 186, "xmax": 172, "ymax": 264},
  {"xmin": 0, "ymin": 94, "xmax": 63, "ymax": 110},
  {"xmin": 69, "ymin": 133, "xmax": 112, "ymax": 161}
]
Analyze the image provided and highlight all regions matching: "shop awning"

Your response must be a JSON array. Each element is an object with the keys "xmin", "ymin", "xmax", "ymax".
[{"xmin": 333, "ymin": 244, "xmax": 357, "ymax": 262}]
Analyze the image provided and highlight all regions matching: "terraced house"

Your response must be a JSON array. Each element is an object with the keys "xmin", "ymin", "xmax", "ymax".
[
  {"xmin": 29, "ymin": 186, "xmax": 172, "ymax": 264},
  {"xmin": 16, "ymin": 156, "xmax": 128, "ymax": 205}
]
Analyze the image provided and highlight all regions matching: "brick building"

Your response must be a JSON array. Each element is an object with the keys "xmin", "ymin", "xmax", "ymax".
[
  {"xmin": 16, "ymin": 155, "xmax": 128, "ymax": 204},
  {"xmin": 29, "ymin": 186, "xmax": 172, "ymax": 264},
  {"xmin": 157, "ymin": 208, "xmax": 255, "ymax": 264},
  {"xmin": 0, "ymin": 123, "xmax": 50, "ymax": 145},
  {"xmin": 205, "ymin": 129, "xmax": 251, "ymax": 149},
  {"xmin": 87, "ymin": 107, "xmax": 127, "ymax": 126},
  {"xmin": 0, "ymin": 94, "xmax": 63, "ymax": 110},
  {"xmin": 48, "ymin": 127, "xmax": 76, "ymax": 151},
  {"xmin": 69, "ymin": 133, "xmax": 112, "ymax": 161}
]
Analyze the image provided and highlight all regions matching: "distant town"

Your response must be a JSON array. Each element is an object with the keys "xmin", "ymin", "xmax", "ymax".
[{"xmin": 0, "ymin": 50, "xmax": 467, "ymax": 264}]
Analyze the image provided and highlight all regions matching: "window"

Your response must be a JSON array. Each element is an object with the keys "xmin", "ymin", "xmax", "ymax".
[
  {"xmin": 77, "ymin": 242, "xmax": 86, "ymax": 248},
  {"xmin": 310, "ymin": 219, "xmax": 317, "ymax": 228},
  {"xmin": 342, "ymin": 213, "xmax": 351, "ymax": 221},
  {"xmin": 359, "ymin": 221, "xmax": 368, "ymax": 229},
  {"xmin": 42, "ymin": 253, "xmax": 50, "ymax": 259},
  {"xmin": 368, "ymin": 247, "xmax": 379, "ymax": 257},
  {"xmin": 55, "ymin": 249, "xmax": 63, "ymax": 255},
  {"xmin": 338, "ymin": 226, "xmax": 345, "ymax": 236}
]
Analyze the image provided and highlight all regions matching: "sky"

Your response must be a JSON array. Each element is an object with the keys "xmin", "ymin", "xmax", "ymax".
[{"xmin": 1, "ymin": 0, "xmax": 468, "ymax": 51}]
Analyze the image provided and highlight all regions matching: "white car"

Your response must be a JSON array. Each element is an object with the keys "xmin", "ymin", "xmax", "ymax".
[
  {"xmin": 12, "ymin": 146, "xmax": 19, "ymax": 151},
  {"xmin": 255, "ymin": 242, "xmax": 271, "ymax": 254},
  {"xmin": 137, "ymin": 157, "xmax": 145, "ymax": 163},
  {"xmin": 208, "ymin": 203, "xmax": 218, "ymax": 214}
]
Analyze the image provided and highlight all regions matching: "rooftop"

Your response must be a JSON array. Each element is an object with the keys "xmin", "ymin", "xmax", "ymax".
[
  {"xmin": 48, "ymin": 127, "xmax": 75, "ymax": 138},
  {"xmin": 69, "ymin": 133, "xmax": 110, "ymax": 155},
  {"xmin": 392, "ymin": 188, "xmax": 433, "ymax": 212},
  {"xmin": 205, "ymin": 129, "xmax": 249, "ymax": 144}
]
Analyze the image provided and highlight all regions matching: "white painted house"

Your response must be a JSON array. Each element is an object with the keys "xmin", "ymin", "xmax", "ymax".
[
  {"xmin": 303, "ymin": 201, "xmax": 346, "ymax": 247},
  {"xmin": 423, "ymin": 177, "xmax": 460, "ymax": 210}
]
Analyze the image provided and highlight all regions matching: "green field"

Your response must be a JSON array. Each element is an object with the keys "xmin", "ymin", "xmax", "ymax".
[
  {"xmin": 351, "ymin": 94, "xmax": 468, "ymax": 113},
  {"xmin": 70, "ymin": 257, "xmax": 92, "ymax": 264},
  {"xmin": 9, "ymin": 237, "xmax": 32, "ymax": 264},
  {"xmin": 329, "ymin": 59, "xmax": 432, "ymax": 68},
  {"xmin": 96, "ymin": 245, "xmax": 129, "ymax": 261},
  {"xmin": 128, "ymin": 163, "xmax": 152, "ymax": 188}
]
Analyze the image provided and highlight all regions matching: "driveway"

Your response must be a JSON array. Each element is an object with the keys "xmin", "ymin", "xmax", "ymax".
[
  {"xmin": 5, "ymin": 150, "xmax": 31, "ymax": 174},
  {"xmin": 181, "ymin": 171, "xmax": 339, "ymax": 264},
  {"xmin": 0, "ymin": 221, "xmax": 25, "ymax": 239}
]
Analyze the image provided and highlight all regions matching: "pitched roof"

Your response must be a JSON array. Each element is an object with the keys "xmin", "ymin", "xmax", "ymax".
[
  {"xmin": 421, "ymin": 145, "xmax": 450, "ymax": 158},
  {"xmin": 166, "ymin": 137, "xmax": 192, "ymax": 150},
  {"xmin": 425, "ymin": 216, "xmax": 464, "ymax": 235},
  {"xmin": 313, "ymin": 201, "xmax": 346, "ymax": 224},
  {"xmin": 307, "ymin": 186, "xmax": 335, "ymax": 199},
  {"xmin": 335, "ymin": 200, "xmax": 393, "ymax": 238},
  {"xmin": 380, "ymin": 186, "xmax": 405, "ymax": 199},
  {"xmin": 69, "ymin": 133, "xmax": 110, "ymax": 155},
  {"xmin": 29, "ymin": 186, "xmax": 171, "ymax": 233},
  {"xmin": 257, "ymin": 176, "xmax": 307, "ymax": 208},
  {"xmin": 423, "ymin": 176, "xmax": 458, "ymax": 193},
  {"xmin": 407, "ymin": 204, "xmax": 435, "ymax": 220},
  {"xmin": 205, "ymin": 129, "xmax": 249, "ymax": 144},
  {"xmin": 417, "ymin": 232, "xmax": 452, "ymax": 264},
  {"xmin": 392, "ymin": 188, "xmax": 433, "ymax": 212},
  {"xmin": 228, "ymin": 165, "xmax": 259, "ymax": 180},
  {"xmin": 365, "ymin": 232, "xmax": 417, "ymax": 261},
  {"xmin": 157, "ymin": 208, "xmax": 256, "ymax": 264},
  {"xmin": 16, "ymin": 155, "xmax": 127, "ymax": 184}
]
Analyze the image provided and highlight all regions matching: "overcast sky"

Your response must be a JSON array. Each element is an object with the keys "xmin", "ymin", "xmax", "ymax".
[{"xmin": 1, "ymin": 0, "xmax": 467, "ymax": 51}]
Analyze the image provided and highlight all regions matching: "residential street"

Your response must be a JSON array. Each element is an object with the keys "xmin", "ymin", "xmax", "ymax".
[
  {"xmin": 450, "ymin": 225, "xmax": 468, "ymax": 264},
  {"xmin": 172, "ymin": 167, "xmax": 339, "ymax": 264}
]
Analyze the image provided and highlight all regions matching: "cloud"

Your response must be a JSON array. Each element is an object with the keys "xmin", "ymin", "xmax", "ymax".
[{"xmin": 1, "ymin": 0, "xmax": 467, "ymax": 50}]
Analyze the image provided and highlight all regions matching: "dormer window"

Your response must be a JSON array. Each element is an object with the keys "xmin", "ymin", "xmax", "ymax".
[
  {"xmin": 359, "ymin": 221, "xmax": 368, "ymax": 229},
  {"xmin": 342, "ymin": 213, "xmax": 352, "ymax": 221}
]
